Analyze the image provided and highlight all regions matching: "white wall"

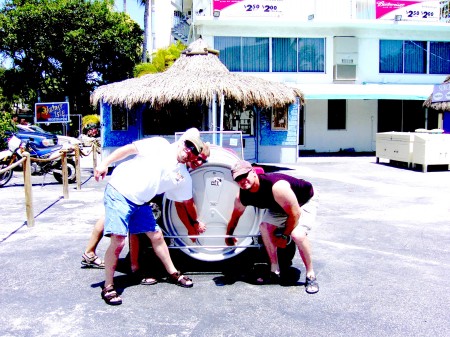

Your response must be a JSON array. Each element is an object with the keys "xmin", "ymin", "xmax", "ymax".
[
  {"xmin": 154, "ymin": 1, "xmax": 176, "ymax": 50},
  {"xmin": 304, "ymin": 99, "xmax": 377, "ymax": 153},
  {"xmin": 258, "ymin": 146, "xmax": 298, "ymax": 164}
]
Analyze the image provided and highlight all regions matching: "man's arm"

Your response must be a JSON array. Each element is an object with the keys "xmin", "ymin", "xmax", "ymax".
[
  {"xmin": 177, "ymin": 198, "xmax": 206, "ymax": 234},
  {"xmin": 272, "ymin": 180, "xmax": 301, "ymax": 236},
  {"xmin": 225, "ymin": 193, "xmax": 246, "ymax": 246},
  {"xmin": 94, "ymin": 143, "xmax": 138, "ymax": 181}
]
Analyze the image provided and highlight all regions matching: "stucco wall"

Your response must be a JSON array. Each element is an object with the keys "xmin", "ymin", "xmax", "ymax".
[{"xmin": 304, "ymin": 99, "xmax": 377, "ymax": 153}]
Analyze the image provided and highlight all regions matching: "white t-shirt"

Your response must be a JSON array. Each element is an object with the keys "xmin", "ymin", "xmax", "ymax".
[{"xmin": 109, "ymin": 137, "xmax": 192, "ymax": 205}]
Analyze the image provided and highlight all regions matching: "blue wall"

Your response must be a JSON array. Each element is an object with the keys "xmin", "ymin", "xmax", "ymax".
[
  {"xmin": 101, "ymin": 103, "xmax": 140, "ymax": 147},
  {"xmin": 259, "ymin": 100, "xmax": 299, "ymax": 146},
  {"xmin": 444, "ymin": 112, "xmax": 450, "ymax": 133}
]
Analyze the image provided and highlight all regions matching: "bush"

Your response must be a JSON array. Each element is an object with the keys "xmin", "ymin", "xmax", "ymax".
[
  {"xmin": 82, "ymin": 114, "xmax": 100, "ymax": 137},
  {"xmin": 0, "ymin": 111, "xmax": 17, "ymax": 150}
]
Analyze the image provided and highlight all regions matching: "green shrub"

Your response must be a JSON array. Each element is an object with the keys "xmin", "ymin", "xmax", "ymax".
[
  {"xmin": 82, "ymin": 114, "xmax": 100, "ymax": 137},
  {"xmin": 0, "ymin": 111, "xmax": 17, "ymax": 150}
]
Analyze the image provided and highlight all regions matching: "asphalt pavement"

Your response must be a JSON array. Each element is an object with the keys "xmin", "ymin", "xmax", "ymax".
[{"xmin": 0, "ymin": 154, "xmax": 449, "ymax": 337}]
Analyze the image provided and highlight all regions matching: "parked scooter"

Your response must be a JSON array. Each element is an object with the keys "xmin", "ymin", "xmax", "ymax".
[
  {"xmin": 0, "ymin": 135, "xmax": 21, "ymax": 187},
  {"xmin": 0, "ymin": 134, "xmax": 77, "ymax": 187}
]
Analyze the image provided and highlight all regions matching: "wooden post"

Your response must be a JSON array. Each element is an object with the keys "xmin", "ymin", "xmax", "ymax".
[
  {"xmin": 92, "ymin": 142, "xmax": 98, "ymax": 170},
  {"xmin": 22, "ymin": 152, "xmax": 34, "ymax": 227},
  {"xmin": 61, "ymin": 150, "xmax": 69, "ymax": 199},
  {"xmin": 74, "ymin": 144, "xmax": 81, "ymax": 190}
]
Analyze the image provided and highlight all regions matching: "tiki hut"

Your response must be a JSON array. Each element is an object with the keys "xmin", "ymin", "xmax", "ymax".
[
  {"xmin": 91, "ymin": 38, "xmax": 304, "ymax": 116},
  {"xmin": 423, "ymin": 75, "xmax": 450, "ymax": 111}
]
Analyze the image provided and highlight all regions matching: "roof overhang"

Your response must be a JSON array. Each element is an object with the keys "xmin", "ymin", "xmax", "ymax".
[{"xmin": 287, "ymin": 83, "xmax": 434, "ymax": 100}]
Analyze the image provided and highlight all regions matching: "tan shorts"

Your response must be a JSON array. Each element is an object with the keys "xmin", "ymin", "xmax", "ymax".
[{"xmin": 261, "ymin": 192, "xmax": 319, "ymax": 233}]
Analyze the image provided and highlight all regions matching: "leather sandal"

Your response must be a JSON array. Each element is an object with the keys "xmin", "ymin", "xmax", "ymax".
[
  {"xmin": 305, "ymin": 276, "xmax": 319, "ymax": 294},
  {"xmin": 101, "ymin": 284, "xmax": 122, "ymax": 305},
  {"xmin": 81, "ymin": 253, "xmax": 104, "ymax": 269},
  {"xmin": 168, "ymin": 271, "xmax": 193, "ymax": 288}
]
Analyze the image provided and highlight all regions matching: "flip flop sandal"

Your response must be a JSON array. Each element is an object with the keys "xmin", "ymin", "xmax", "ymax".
[
  {"xmin": 101, "ymin": 285, "xmax": 122, "ymax": 305},
  {"xmin": 305, "ymin": 276, "xmax": 319, "ymax": 294},
  {"xmin": 129, "ymin": 271, "xmax": 158, "ymax": 286},
  {"xmin": 168, "ymin": 271, "xmax": 193, "ymax": 288},
  {"xmin": 81, "ymin": 253, "xmax": 105, "ymax": 269},
  {"xmin": 140, "ymin": 277, "xmax": 158, "ymax": 286}
]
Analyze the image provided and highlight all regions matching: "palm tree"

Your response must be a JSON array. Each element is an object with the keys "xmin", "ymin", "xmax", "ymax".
[{"xmin": 140, "ymin": 0, "xmax": 152, "ymax": 63}]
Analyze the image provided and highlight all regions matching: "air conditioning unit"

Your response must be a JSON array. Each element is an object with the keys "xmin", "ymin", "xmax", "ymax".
[{"xmin": 334, "ymin": 64, "xmax": 357, "ymax": 81}]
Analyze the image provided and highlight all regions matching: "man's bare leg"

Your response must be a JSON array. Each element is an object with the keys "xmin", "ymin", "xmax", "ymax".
[
  {"xmin": 104, "ymin": 235, "xmax": 126, "ymax": 287},
  {"xmin": 259, "ymin": 223, "xmax": 280, "ymax": 273},
  {"xmin": 291, "ymin": 226, "xmax": 315, "ymax": 279},
  {"xmin": 84, "ymin": 216, "xmax": 105, "ymax": 256},
  {"xmin": 146, "ymin": 230, "xmax": 177, "ymax": 275}
]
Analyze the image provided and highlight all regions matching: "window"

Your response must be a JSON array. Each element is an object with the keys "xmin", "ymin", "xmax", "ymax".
[
  {"xmin": 328, "ymin": 100, "xmax": 346, "ymax": 130},
  {"xmin": 111, "ymin": 106, "xmax": 128, "ymax": 131},
  {"xmin": 272, "ymin": 38, "xmax": 297, "ymax": 72},
  {"xmin": 380, "ymin": 40, "xmax": 450, "ymax": 74},
  {"xmin": 142, "ymin": 103, "xmax": 205, "ymax": 136},
  {"xmin": 215, "ymin": 37, "xmax": 269, "ymax": 72},
  {"xmin": 430, "ymin": 42, "xmax": 450, "ymax": 74},
  {"xmin": 298, "ymin": 38, "xmax": 325, "ymax": 72},
  {"xmin": 223, "ymin": 107, "xmax": 254, "ymax": 136},
  {"xmin": 271, "ymin": 106, "xmax": 288, "ymax": 131},
  {"xmin": 216, "ymin": 37, "xmax": 324, "ymax": 73},
  {"xmin": 214, "ymin": 36, "xmax": 241, "ymax": 72}
]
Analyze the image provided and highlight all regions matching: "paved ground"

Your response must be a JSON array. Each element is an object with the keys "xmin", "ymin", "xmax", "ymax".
[{"xmin": 0, "ymin": 155, "xmax": 449, "ymax": 337}]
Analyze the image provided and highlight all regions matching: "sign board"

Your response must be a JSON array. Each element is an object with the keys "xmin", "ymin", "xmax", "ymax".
[
  {"xmin": 376, "ymin": 0, "xmax": 440, "ymax": 22},
  {"xmin": 213, "ymin": 0, "xmax": 297, "ymax": 18},
  {"xmin": 431, "ymin": 83, "xmax": 450, "ymax": 103},
  {"xmin": 35, "ymin": 102, "xmax": 70, "ymax": 124}
]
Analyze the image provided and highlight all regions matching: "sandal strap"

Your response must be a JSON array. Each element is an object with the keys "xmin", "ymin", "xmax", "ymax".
[
  {"xmin": 169, "ymin": 271, "xmax": 193, "ymax": 286},
  {"xmin": 102, "ymin": 285, "xmax": 117, "ymax": 299},
  {"xmin": 83, "ymin": 253, "xmax": 99, "ymax": 262}
]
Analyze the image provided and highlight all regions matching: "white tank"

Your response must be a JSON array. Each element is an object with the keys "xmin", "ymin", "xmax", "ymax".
[{"xmin": 161, "ymin": 145, "xmax": 263, "ymax": 262}]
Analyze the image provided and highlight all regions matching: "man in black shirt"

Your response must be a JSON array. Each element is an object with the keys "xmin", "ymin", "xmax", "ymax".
[{"xmin": 226, "ymin": 160, "xmax": 319, "ymax": 294}]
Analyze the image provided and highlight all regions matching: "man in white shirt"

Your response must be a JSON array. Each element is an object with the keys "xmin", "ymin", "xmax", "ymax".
[{"xmin": 95, "ymin": 128, "xmax": 207, "ymax": 305}]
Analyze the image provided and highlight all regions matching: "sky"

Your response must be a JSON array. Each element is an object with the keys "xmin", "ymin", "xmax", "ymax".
[{"xmin": 114, "ymin": 0, "xmax": 145, "ymax": 28}]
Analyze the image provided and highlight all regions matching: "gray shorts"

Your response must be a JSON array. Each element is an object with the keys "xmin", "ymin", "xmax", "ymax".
[{"xmin": 261, "ymin": 192, "xmax": 319, "ymax": 233}]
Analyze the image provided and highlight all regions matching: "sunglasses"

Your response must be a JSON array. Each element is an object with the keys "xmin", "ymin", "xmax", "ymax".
[
  {"xmin": 184, "ymin": 140, "xmax": 199, "ymax": 156},
  {"xmin": 234, "ymin": 171, "xmax": 250, "ymax": 182},
  {"xmin": 197, "ymin": 156, "xmax": 208, "ymax": 164}
]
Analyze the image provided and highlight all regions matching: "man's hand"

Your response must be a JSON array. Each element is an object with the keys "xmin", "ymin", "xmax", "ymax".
[
  {"xmin": 273, "ymin": 236, "xmax": 289, "ymax": 248},
  {"xmin": 273, "ymin": 228, "xmax": 291, "ymax": 248},
  {"xmin": 194, "ymin": 221, "xmax": 206, "ymax": 234},
  {"xmin": 225, "ymin": 236, "xmax": 237, "ymax": 246},
  {"xmin": 94, "ymin": 163, "xmax": 108, "ymax": 182}
]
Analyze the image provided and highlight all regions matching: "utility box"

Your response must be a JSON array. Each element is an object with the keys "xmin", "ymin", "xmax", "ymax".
[
  {"xmin": 376, "ymin": 132, "xmax": 414, "ymax": 167},
  {"xmin": 412, "ymin": 133, "xmax": 450, "ymax": 172}
]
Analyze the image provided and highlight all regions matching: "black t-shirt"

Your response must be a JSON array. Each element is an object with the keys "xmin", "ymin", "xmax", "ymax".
[{"xmin": 239, "ymin": 173, "xmax": 314, "ymax": 213}]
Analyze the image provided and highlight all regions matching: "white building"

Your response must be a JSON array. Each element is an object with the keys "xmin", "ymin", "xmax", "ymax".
[{"xmin": 169, "ymin": 0, "xmax": 450, "ymax": 162}]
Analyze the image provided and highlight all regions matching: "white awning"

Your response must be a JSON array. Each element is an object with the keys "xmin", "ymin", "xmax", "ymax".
[{"xmin": 288, "ymin": 83, "xmax": 434, "ymax": 100}]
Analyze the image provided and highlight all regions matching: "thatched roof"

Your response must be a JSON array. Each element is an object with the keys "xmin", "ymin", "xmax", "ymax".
[
  {"xmin": 423, "ymin": 75, "xmax": 450, "ymax": 111},
  {"xmin": 90, "ymin": 38, "xmax": 304, "ymax": 109}
]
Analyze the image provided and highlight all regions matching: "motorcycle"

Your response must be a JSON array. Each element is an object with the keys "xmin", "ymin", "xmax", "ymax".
[
  {"xmin": 0, "ymin": 135, "xmax": 21, "ymax": 187},
  {"xmin": 0, "ymin": 134, "xmax": 77, "ymax": 187}
]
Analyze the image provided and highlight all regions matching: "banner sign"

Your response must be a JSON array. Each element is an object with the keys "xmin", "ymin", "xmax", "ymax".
[
  {"xmin": 35, "ymin": 102, "xmax": 70, "ymax": 123},
  {"xmin": 376, "ymin": 0, "xmax": 440, "ymax": 22},
  {"xmin": 431, "ymin": 83, "xmax": 450, "ymax": 103},
  {"xmin": 213, "ymin": 0, "xmax": 295, "ymax": 17}
]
